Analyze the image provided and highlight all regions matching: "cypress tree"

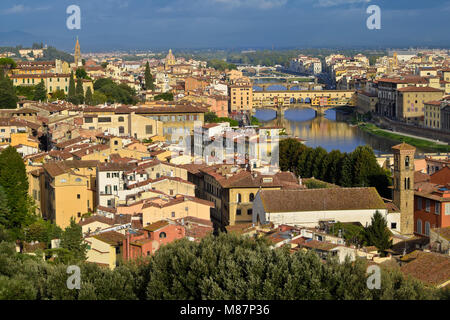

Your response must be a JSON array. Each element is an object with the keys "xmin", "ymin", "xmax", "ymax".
[
  {"xmin": 33, "ymin": 79, "xmax": 47, "ymax": 102},
  {"xmin": 365, "ymin": 211, "xmax": 393, "ymax": 254},
  {"xmin": 67, "ymin": 71, "xmax": 77, "ymax": 104},
  {"xmin": 0, "ymin": 71, "xmax": 18, "ymax": 109},
  {"xmin": 85, "ymin": 87, "xmax": 93, "ymax": 105},
  {"xmin": 76, "ymin": 78, "xmax": 84, "ymax": 104},
  {"xmin": 144, "ymin": 61, "xmax": 154, "ymax": 90},
  {"xmin": 339, "ymin": 153, "xmax": 353, "ymax": 187}
]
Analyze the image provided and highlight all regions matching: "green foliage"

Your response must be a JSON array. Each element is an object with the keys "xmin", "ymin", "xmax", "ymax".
[
  {"xmin": 279, "ymin": 138, "xmax": 392, "ymax": 197},
  {"xmin": 304, "ymin": 179, "xmax": 330, "ymax": 189},
  {"xmin": 33, "ymin": 79, "xmax": 47, "ymax": 102},
  {"xmin": 365, "ymin": 211, "xmax": 393, "ymax": 254},
  {"xmin": 0, "ymin": 71, "xmax": 18, "ymax": 109},
  {"xmin": 204, "ymin": 112, "xmax": 238, "ymax": 126},
  {"xmin": 94, "ymin": 78, "xmax": 138, "ymax": 104},
  {"xmin": 329, "ymin": 222, "xmax": 366, "ymax": 247},
  {"xmin": 67, "ymin": 71, "xmax": 77, "ymax": 105},
  {"xmin": 24, "ymin": 218, "xmax": 62, "ymax": 246},
  {"xmin": 144, "ymin": 62, "xmax": 154, "ymax": 91},
  {"xmin": 0, "ymin": 232, "xmax": 444, "ymax": 300},
  {"xmin": 101, "ymin": 62, "xmax": 108, "ymax": 69},
  {"xmin": 85, "ymin": 87, "xmax": 93, "ymax": 105},
  {"xmin": 75, "ymin": 68, "xmax": 88, "ymax": 79},
  {"xmin": 250, "ymin": 116, "xmax": 260, "ymax": 126},
  {"xmin": 207, "ymin": 59, "xmax": 237, "ymax": 71},
  {"xmin": 37, "ymin": 46, "xmax": 74, "ymax": 63},
  {"xmin": 59, "ymin": 218, "xmax": 88, "ymax": 263},
  {"xmin": 15, "ymin": 85, "xmax": 35, "ymax": 100},
  {"xmin": 0, "ymin": 58, "xmax": 17, "ymax": 69},
  {"xmin": 0, "ymin": 147, "xmax": 34, "ymax": 236},
  {"xmin": 91, "ymin": 91, "xmax": 107, "ymax": 105},
  {"xmin": 50, "ymin": 89, "xmax": 66, "ymax": 101},
  {"xmin": 154, "ymin": 92, "xmax": 173, "ymax": 101},
  {"xmin": 75, "ymin": 78, "xmax": 84, "ymax": 104}
]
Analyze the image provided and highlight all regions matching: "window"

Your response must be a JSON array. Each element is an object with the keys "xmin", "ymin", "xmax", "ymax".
[
  {"xmin": 159, "ymin": 232, "xmax": 166, "ymax": 239},
  {"xmin": 237, "ymin": 193, "xmax": 242, "ymax": 203},
  {"xmin": 417, "ymin": 219, "xmax": 422, "ymax": 234},
  {"xmin": 118, "ymin": 116, "xmax": 124, "ymax": 122},
  {"xmin": 425, "ymin": 222, "xmax": 430, "ymax": 236},
  {"xmin": 405, "ymin": 156, "xmax": 410, "ymax": 168},
  {"xmin": 435, "ymin": 202, "xmax": 440, "ymax": 215},
  {"xmin": 107, "ymin": 173, "xmax": 111, "ymax": 178},
  {"xmin": 114, "ymin": 140, "xmax": 119, "ymax": 145},
  {"xmin": 236, "ymin": 209, "xmax": 242, "ymax": 215},
  {"xmin": 119, "ymin": 126, "xmax": 124, "ymax": 134},
  {"xmin": 77, "ymin": 212, "xmax": 81, "ymax": 218},
  {"xmin": 247, "ymin": 209, "xmax": 253, "ymax": 215},
  {"xmin": 249, "ymin": 193, "xmax": 255, "ymax": 202},
  {"xmin": 417, "ymin": 198, "xmax": 422, "ymax": 210},
  {"xmin": 98, "ymin": 117, "xmax": 112, "ymax": 123},
  {"xmin": 145, "ymin": 125, "xmax": 153, "ymax": 135},
  {"xmin": 391, "ymin": 222, "xmax": 397, "ymax": 230},
  {"xmin": 171, "ymin": 212, "xmax": 175, "ymax": 218},
  {"xmin": 446, "ymin": 203, "xmax": 450, "ymax": 215},
  {"xmin": 425, "ymin": 200, "xmax": 430, "ymax": 212},
  {"xmin": 77, "ymin": 194, "xmax": 80, "ymax": 199}
]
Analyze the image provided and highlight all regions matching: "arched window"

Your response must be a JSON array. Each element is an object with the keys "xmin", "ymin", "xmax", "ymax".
[
  {"xmin": 405, "ymin": 156, "xmax": 410, "ymax": 168},
  {"xmin": 407, "ymin": 178, "xmax": 410, "ymax": 190},
  {"xmin": 425, "ymin": 222, "xmax": 430, "ymax": 236},
  {"xmin": 417, "ymin": 219, "xmax": 422, "ymax": 234},
  {"xmin": 159, "ymin": 232, "xmax": 166, "ymax": 239},
  {"xmin": 118, "ymin": 116, "xmax": 124, "ymax": 122},
  {"xmin": 249, "ymin": 193, "xmax": 255, "ymax": 202},
  {"xmin": 237, "ymin": 193, "xmax": 242, "ymax": 203},
  {"xmin": 119, "ymin": 126, "xmax": 124, "ymax": 134}
]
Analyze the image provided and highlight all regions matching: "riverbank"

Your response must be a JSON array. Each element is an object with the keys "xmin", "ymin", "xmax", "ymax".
[{"xmin": 358, "ymin": 123, "xmax": 450, "ymax": 152}]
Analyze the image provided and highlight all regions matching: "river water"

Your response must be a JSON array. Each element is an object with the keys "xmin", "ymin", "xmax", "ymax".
[{"xmin": 253, "ymin": 108, "xmax": 418, "ymax": 154}]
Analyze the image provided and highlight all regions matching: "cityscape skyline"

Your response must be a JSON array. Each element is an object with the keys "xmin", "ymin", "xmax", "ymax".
[{"xmin": 0, "ymin": 0, "xmax": 449, "ymax": 51}]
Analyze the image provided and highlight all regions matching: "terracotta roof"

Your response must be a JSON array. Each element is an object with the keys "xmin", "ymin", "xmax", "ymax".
[
  {"xmin": 143, "ymin": 220, "xmax": 169, "ymax": 232},
  {"xmin": 43, "ymin": 160, "xmax": 99, "ymax": 177},
  {"xmin": 79, "ymin": 215, "xmax": 114, "ymax": 226},
  {"xmin": 259, "ymin": 187, "xmax": 386, "ymax": 213},
  {"xmin": 430, "ymin": 166, "xmax": 450, "ymax": 185},
  {"xmin": 414, "ymin": 171, "xmax": 431, "ymax": 183},
  {"xmin": 391, "ymin": 142, "xmax": 416, "ymax": 151},
  {"xmin": 299, "ymin": 240, "xmax": 340, "ymax": 251},
  {"xmin": 92, "ymin": 231, "xmax": 125, "ymax": 246},
  {"xmin": 400, "ymin": 251, "xmax": 450, "ymax": 287},
  {"xmin": 432, "ymin": 227, "xmax": 450, "ymax": 241},
  {"xmin": 397, "ymin": 86, "xmax": 443, "ymax": 93}
]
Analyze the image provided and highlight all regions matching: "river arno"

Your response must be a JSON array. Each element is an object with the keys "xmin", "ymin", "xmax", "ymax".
[{"xmin": 253, "ymin": 108, "xmax": 428, "ymax": 154}]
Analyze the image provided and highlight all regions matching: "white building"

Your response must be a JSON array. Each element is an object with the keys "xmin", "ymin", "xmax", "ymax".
[{"xmin": 253, "ymin": 188, "xmax": 400, "ymax": 232}]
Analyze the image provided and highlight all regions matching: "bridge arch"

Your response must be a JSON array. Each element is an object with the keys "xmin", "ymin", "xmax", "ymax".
[{"xmin": 304, "ymin": 97, "xmax": 311, "ymax": 104}]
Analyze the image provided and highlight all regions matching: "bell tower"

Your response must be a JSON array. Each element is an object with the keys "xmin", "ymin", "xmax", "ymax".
[
  {"xmin": 74, "ymin": 37, "xmax": 82, "ymax": 67},
  {"xmin": 392, "ymin": 142, "xmax": 415, "ymax": 235}
]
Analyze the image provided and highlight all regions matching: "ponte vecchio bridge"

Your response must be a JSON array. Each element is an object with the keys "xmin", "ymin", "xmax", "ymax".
[{"xmin": 252, "ymin": 89, "xmax": 357, "ymax": 116}]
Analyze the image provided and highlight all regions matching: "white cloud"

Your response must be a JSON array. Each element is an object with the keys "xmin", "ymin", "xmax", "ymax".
[
  {"xmin": 316, "ymin": 0, "xmax": 371, "ymax": 7},
  {"xmin": 213, "ymin": 0, "xmax": 288, "ymax": 10},
  {"xmin": 2, "ymin": 4, "xmax": 51, "ymax": 15}
]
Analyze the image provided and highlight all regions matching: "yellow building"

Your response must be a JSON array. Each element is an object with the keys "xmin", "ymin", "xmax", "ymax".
[
  {"xmin": 229, "ymin": 84, "xmax": 253, "ymax": 114},
  {"xmin": 10, "ymin": 73, "xmax": 71, "ymax": 96},
  {"xmin": 85, "ymin": 231, "xmax": 124, "ymax": 269},
  {"xmin": 42, "ymin": 160, "xmax": 99, "ymax": 229},
  {"xmin": 199, "ymin": 165, "xmax": 301, "ymax": 226},
  {"xmin": 424, "ymin": 100, "xmax": 444, "ymax": 129},
  {"xmin": 396, "ymin": 86, "xmax": 444, "ymax": 124}
]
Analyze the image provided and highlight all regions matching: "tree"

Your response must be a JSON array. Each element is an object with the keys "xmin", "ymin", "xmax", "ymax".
[
  {"xmin": 154, "ymin": 92, "xmax": 173, "ymax": 101},
  {"xmin": 205, "ymin": 112, "xmax": 218, "ymax": 123},
  {"xmin": 75, "ymin": 68, "xmax": 88, "ymax": 79},
  {"xmin": 67, "ymin": 71, "xmax": 77, "ymax": 104},
  {"xmin": 0, "ymin": 147, "xmax": 35, "ymax": 237},
  {"xmin": 85, "ymin": 87, "xmax": 93, "ymax": 105},
  {"xmin": 365, "ymin": 211, "xmax": 393, "ymax": 254},
  {"xmin": 60, "ymin": 218, "xmax": 88, "ymax": 263},
  {"xmin": 339, "ymin": 153, "xmax": 353, "ymax": 187},
  {"xmin": 50, "ymin": 89, "xmax": 66, "ymax": 101},
  {"xmin": 33, "ymin": 79, "xmax": 47, "ymax": 102},
  {"xmin": 92, "ymin": 91, "xmax": 107, "ymax": 105},
  {"xmin": 75, "ymin": 78, "xmax": 84, "ymax": 104},
  {"xmin": 144, "ymin": 62, "xmax": 154, "ymax": 90},
  {"xmin": 0, "ymin": 71, "xmax": 18, "ymax": 109}
]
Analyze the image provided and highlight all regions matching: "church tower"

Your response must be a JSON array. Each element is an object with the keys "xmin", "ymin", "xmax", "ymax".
[
  {"xmin": 165, "ymin": 49, "xmax": 176, "ymax": 70},
  {"xmin": 392, "ymin": 142, "xmax": 415, "ymax": 235},
  {"xmin": 74, "ymin": 37, "xmax": 82, "ymax": 67}
]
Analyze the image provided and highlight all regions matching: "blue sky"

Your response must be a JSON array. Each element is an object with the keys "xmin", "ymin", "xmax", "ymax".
[{"xmin": 0, "ymin": 0, "xmax": 449, "ymax": 51}]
